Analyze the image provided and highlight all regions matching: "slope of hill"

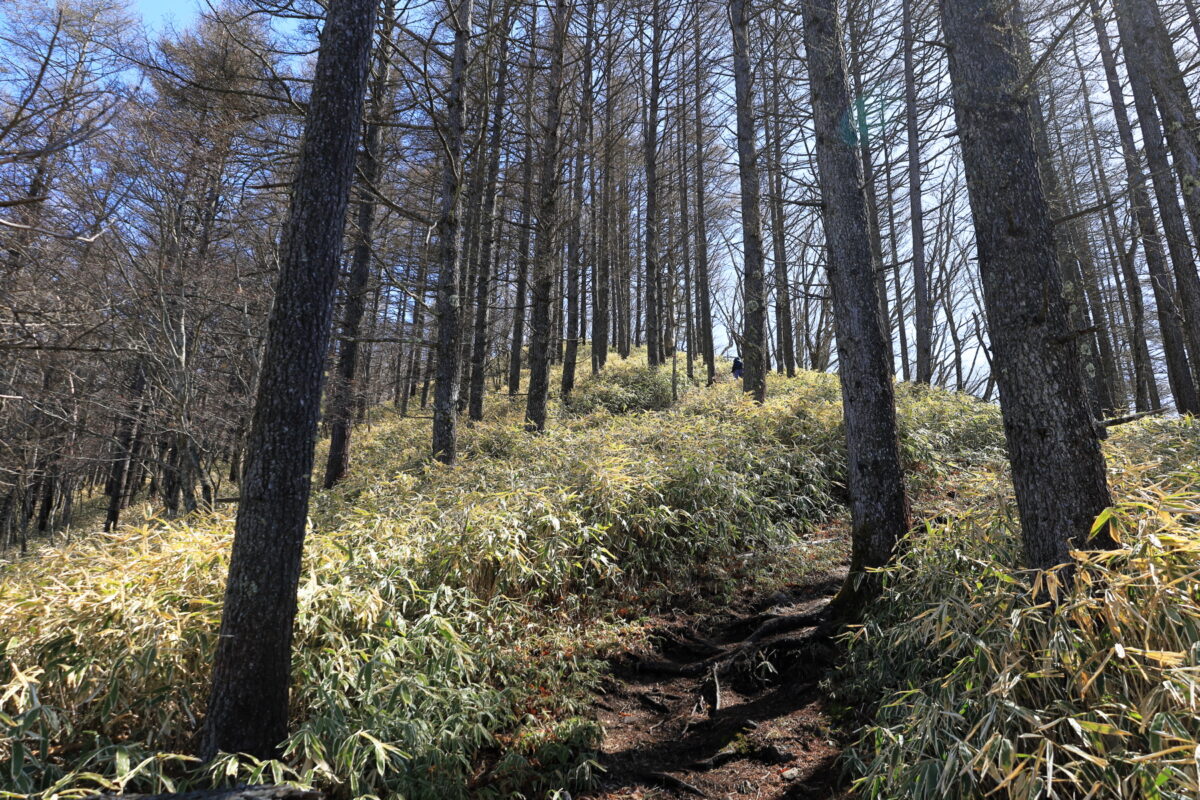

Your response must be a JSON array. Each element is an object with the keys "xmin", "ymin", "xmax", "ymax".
[{"xmin": 0, "ymin": 363, "xmax": 1195, "ymax": 799}]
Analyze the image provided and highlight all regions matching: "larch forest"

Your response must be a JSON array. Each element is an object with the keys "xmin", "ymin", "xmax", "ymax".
[{"xmin": 2, "ymin": 0, "xmax": 1200, "ymax": 797}]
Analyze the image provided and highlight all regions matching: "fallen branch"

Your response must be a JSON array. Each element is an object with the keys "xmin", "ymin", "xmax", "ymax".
[{"xmin": 1099, "ymin": 408, "xmax": 1167, "ymax": 428}]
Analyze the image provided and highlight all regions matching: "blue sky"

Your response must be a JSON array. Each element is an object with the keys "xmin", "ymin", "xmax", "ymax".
[{"xmin": 133, "ymin": 0, "xmax": 200, "ymax": 30}]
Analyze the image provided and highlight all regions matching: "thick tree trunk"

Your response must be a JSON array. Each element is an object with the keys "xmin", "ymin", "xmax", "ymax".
[
  {"xmin": 201, "ymin": 0, "xmax": 377, "ymax": 759},
  {"xmin": 940, "ymin": 0, "xmax": 1114, "ymax": 571},
  {"xmin": 847, "ymin": 13, "xmax": 891, "ymax": 375},
  {"xmin": 800, "ymin": 0, "xmax": 910, "ymax": 620}
]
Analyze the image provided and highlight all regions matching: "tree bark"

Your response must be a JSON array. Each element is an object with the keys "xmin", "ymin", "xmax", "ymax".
[
  {"xmin": 940, "ymin": 0, "xmax": 1115, "ymax": 571},
  {"xmin": 902, "ymin": 0, "xmax": 931, "ymax": 384},
  {"xmin": 693, "ymin": 10, "xmax": 716, "ymax": 384},
  {"xmin": 730, "ymin": 0, "xmax": 768, "ymax": 402},
  {"xmin": 643, "ymin": 0, "xmax": 664, "ymax": 368},
  {"xmin": 525, "ymin": 0, "xmax": 571, "ymax": 431},
  {"xmin": 469, "ymin": 7, "xmax": 514, "ymax": 421},
  {"xmin": 431, "ymin": 0, "xmax": 475, "ymax": 463},
  {"xmin": 324, "ymin": 6, "xmax": 394, "ymax": 487},
  {"xmin": 562, "ymin": 0, "xmax": 594, "ymax": 399},
  {"xmin": 1096, "ymin": 0, "xmax": 1200, "ymax": 413},
  {"xmin": 1113, "ymin": 0, "xmax": 1200, "ymax": 404},
  {"xmin": 800, "ymin": 0, "xmax": 909, "ymax": 619},
  {"xmin": 201, "ymin": 0, "xmax": 377, "ymax": 759}
]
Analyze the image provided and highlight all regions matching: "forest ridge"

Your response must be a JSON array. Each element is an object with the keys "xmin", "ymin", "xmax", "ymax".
[{"xmin": 3, "ymin": 0, "xmax": 1200, "ymax": 797}]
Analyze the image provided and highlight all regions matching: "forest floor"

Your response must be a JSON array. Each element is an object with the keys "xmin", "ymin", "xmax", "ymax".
[{"xmin": 585, "ymin": 559, "xmax": 852, "ymax": 800}]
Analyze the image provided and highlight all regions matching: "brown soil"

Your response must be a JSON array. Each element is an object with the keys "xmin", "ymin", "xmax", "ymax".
[{"xmin": 584, "ymin": 570, "xmax": 852, "ymax": 800}]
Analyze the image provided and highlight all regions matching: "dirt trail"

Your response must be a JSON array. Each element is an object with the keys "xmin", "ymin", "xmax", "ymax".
[{"xmin": 585, "ymin": 570, "xmax": 851, "ymax": 799}]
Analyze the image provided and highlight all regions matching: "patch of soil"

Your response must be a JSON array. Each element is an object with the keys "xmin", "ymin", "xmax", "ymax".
[{"xmin": 585, "ymin": 570, "xmax": 852, "ymax": 799}]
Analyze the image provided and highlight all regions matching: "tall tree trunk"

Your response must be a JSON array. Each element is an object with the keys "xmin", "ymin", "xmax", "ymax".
[
  {"xmin": 902, "ymin": 0, "xmax": 931, "ymax": 383},
  {"xmin": 1078, "ymin": 41, "xmax": 1155, "ymax": 411},
  {"xmin": 525, "ymin": 0, "xmax": 571, "ymax": 432},
  {"xmin": 1010, "ymin": 4, "xmax": 1106, "ymax": 417},
  {"xmin": 643, "ymin": 0, "xmax": 664, "ymax": 368},
  {"xmin": 730, "ymin": 0, "xmax": 768, "ymax": 402},
  {"xmin": 1095, "ymin": 0, "xmax": 1200, "ymax": 413},
  {"xmin": 324, "ymin": 6, "xmax": 394, "ymax": 487},
  {"xmin": 508, "ymin": 12, "xmax": 538, "ymax": 396},
  {"xmin": 693, "ymin": 10, "xmax": 716, "ymax": 385},
  {"xmin": 201, "ymin": 0, "xmax": 377, "ymax": 759},
  {"xmin": 592, "ymin": 19, "xmax": 614, "ymax": 375},
  {"xmin": 939, "ymin": 0, "xmax": 1114, "ymax": 571},
  {"xmin": 677, "ymin": 84, "xmax": 696, "ymax": 382},
  {"xmin": 800, "ymin": 0, "xmax": 909, "ymax": 620},
  {"xmin": 766, "ymin": 23, "xmax": 796, "ymax": 379},
  {"xmin": 1113, "ymin": 0, "xmax": 1200, "ymax": 399},
  {"xmin": 469, "ymin": 8, "xmax": 515, "ymax": 421},
  {"xmin": 848, "ymin": 10, "xmax": 892, "ymax": 374},
  {"xmin": 563, "ymin": 0, "xmax": 595, "ymax": 399},
  {"xmin": 431, "ymin": 0, "xmax": 475, "ymax": 463}
]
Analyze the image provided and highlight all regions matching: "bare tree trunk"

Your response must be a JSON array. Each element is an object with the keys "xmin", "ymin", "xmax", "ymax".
[
  {"xmin": 469, "ymin": 7, "xmax": 515, "ymax": 421},
  {"xmin": 766, "ymin": 21, "xmax": 795, "ymax": 379},
  {"xmin": 1113, "ymin": 0, "xmax": 1200, "ymax": 400},
  {"xmin": 643, "ymin": 0, "xmax": 664, "ymax": 368},
  {"xmin": 902, "ymin": 0, "xmax": 931, "ymax": 384},
  {"xmin": 324, "ymin": 6, "xmax": 394, "ymax": 486},
  {"xmin": 847, "ymin": 9, "xmax": 891, "ymax": 374},
  {"xmin": 431, "ymin": 0, "xmax": 475, "ymax": 463},
  {"xmin": 1078, "ymin": 41, "xmax": 1155, "ymax": 411},
  {"xmin": 1095, "ymin": 0, "xmax": 1200, "ymax": 413},
  {"xmin": 677, "ymin": 80, "xmax": 696, "ymax": 382},
  {"xmin": 508, "ymin": 12, "xmax": 538, "ymax": 396},
  {"xmin": 693, "ymin": 10, "xmax": 716, "ymax": 385},
  {"xmin": 563, "ymin": 0, "xmax": 594, "ymax": 399},
  {"xmin": 592, "ymin": 18, "xmax": 614, "ymax": 375},
  {"xmin": 730, "ymin": 0, "xmax": 768, "ymax": 402},
  {"xmin": 940, "ymin": 0, "xmax": 1114, "ymax": 571},
  {"xmin": 525, "ymin": 0, "xmax": 572, "ymax": 431},
  {"xmin": 201, "ymin": 0, "xmax": 377, "ymax": 759},
  {"xmin": 800, "ymin": 0, "xmax": 909, "ymax": 620}
]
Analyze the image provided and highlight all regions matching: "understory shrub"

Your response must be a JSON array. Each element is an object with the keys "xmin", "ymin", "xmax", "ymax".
[
  {"xmin": 0, "ymin": 367, "xmax": 882, "ymax": 799},
  {"xmin": 839, "ymin": 416, "xmax": 1200, "ymax": 800},
  {"xmin": 564, "ymin": 358, "xmax": 692, "ymax": 415}
]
